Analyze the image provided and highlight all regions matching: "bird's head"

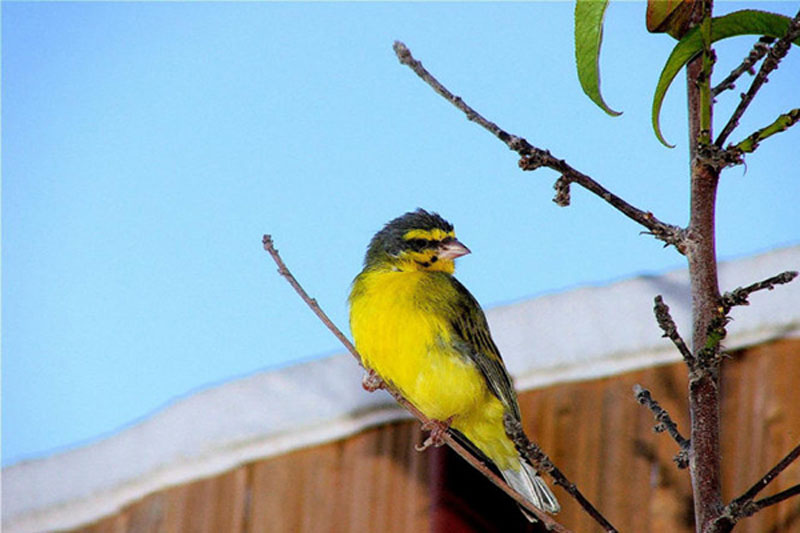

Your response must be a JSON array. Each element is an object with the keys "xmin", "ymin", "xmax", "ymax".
[{"xmin": 363, "ymin": 209, "xmax": 470, "ymax": 274}]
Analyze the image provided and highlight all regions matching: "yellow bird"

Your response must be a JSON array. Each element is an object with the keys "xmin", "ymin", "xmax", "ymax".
[{"xmin": 349, "ymin": 209, "xmax": 559, "ymax": 520}]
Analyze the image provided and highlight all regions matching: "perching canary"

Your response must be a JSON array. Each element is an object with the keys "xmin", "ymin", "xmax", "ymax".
[{"xmin": 348, "ymin": 209, "xmax": 559, "ymax": 520}]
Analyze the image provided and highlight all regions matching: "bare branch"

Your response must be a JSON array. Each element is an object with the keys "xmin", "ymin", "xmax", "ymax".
[
  {"xmin": 653, "ymin": 295, "xmax": 696, "ymax": 367},
  {"xmin": 263, "ymin": 235, "xmax": 572, "ymax": 530},
  {"xmin": 715, "ymin": 9, "xmax": 800, "ymax": 148},
  {"xmin": 718, "ymin": 483, "xmax": 800, "ymax": 526},
  {"xmin": 393, "ymin": 41, "xmax": 521, "ymax": 152},
  {"xmin": 710, "ymin": 444, "xmax": 800, "ymax": 531},
  {"xmin": 712, "ymin": 36, "xmax": 773, "ymax": 97},
  {"xmin": 746, "ymin": 484, "xmax": 800, "ymax": 515},
  {"xmin": 393, "ymin": 41, "xmax": 687, "ymax": 254},
  {"xmin": 633, "ymin": 385, "xmax": 691, "ymax": 468},
  {"xmin": 730, "ymin": 442, "xmax": 800, "ymax": 509},
  {"xmin": 721, "ymin": 270, "xmax": 798, "ymax": 312},
  {"xmin": 263, "ymin": 235, "xmax": 361, "ymax": 360},
  {"xmin": 504, "ymin": 416, "xmax": 619, "ymax": 533}
]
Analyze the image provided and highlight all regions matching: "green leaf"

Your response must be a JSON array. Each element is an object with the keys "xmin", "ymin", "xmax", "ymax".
[
  {"xmin": 575, "ymin": 0, "xmax": 622, "ymax": 116},
  {"xmin": 652, "ymin": 10, "xmax": 800, "ymax": 148}
]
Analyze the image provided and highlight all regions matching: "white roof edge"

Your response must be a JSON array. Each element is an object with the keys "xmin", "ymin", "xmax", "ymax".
[{"xmin": 4, "ymin": 245, "xmax": 799, "ymax": 533}]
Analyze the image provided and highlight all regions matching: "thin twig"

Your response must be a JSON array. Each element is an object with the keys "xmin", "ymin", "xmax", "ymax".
[
  {"xmin": 715, "ymin": 9, "xmax": 800, "ymax": 148},
  {"xmin": 393, "ymin": 40, "xmax": 687, "ymax": 254},
  {"xmin": 709, "ymin": 444, "xmax": 800, "ymax": 531},
  {"xmin": 633, "ymin": 385, "xmax": 690, "ymax": 469},
  {"xmin": 505, "ymin": 416, "xmax": 619, "ymax": 533},
  {"xmin": 730, "ymin": 442, "xmax": 800, "ymax": 508},
  {"xmin": 746, "ymin": 484, "xmax": 800, "ymax": 515},
  {"xmin": 721, "ymin": 270, "xmax": 798, "ymax": 313},
  {"xmin": 696, "ymin": 9, "xmax": 714, "ymax": 148},
  {"xmin": 712, "ymin": 36, "xmax": 774, "ymax": 97},
  {"xmin": 653, "ymin": 295, "xmax": 696, "ymax": 368},
  {"xmin": 727, "ymin": 108, "xmax": 800, "ymax": 159},
  {"xmin": 262, "ymin": 235, "xmax": 571, "ymax": 531},
  {"xmin": 263, "ymin": 235, "xmax": 360, "ymax": 360}
]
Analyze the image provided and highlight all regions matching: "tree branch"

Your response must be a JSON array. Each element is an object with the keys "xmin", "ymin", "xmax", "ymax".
[
  {"xmin": 393, "ymin": 40, "xmax": 687, "ymax": 254},
  {"xmin": 711, "ymin": 36, "xmax": 774, "ymax": 97},
  {"xmin": 724, "ymin": 109, "xmax": 800, "ymax": 163},
  {"xmin": 262, "ymin": 235, "xmax": 573, "ymax": 531},
  {"xmin": 263, "ymin": 234, "xmax": 360, "ymax": 360},
  {"xmin": 709, "ymin": 443, "xmax": 800, "ymax": 532},
  {"xmin": 729, "ymin": 442, "xmax": 800, "ymax": 509},
  {"xmin": 633, "ymin": 385, "xmax": 691, "ymax": 468},
  {"xmin": 715, "ymin": 9, "xmax": 800, "ymax": 148},
  {"xmin": 697, "ymin": 10, "xmax": 715, "ymax": 148},
  {"xmin": 746, "ymin": 484, "xmax": 800, "ymax": 515},
  {"xmin": 653, "ymin": 295, "xmax": 696, "ymax": 368},
  {"xmin": 504, "ymin": 416, "xmax": 619, "ymax": 533},
  {"xmin": 721, "ymin": 270, "xmax": 798, "ymax": 313}
]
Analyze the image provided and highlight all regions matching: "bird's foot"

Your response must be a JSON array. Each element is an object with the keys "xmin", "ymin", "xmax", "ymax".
[
  {"xmin": 416, "ymin": 417, "xmax": 453, "ymax": 452},
  {"xmin": 361, "ymin": 369, "xmax": 385, "ymax": 392}
]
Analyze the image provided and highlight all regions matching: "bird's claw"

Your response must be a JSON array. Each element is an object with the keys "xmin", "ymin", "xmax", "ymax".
[
  {"xmin": 415, "ymin": 417, "xmax": 453, "ymax": 451},
  {"xmin": 362, "ymin": 369, "xmax": 385, "ymax": 392}
]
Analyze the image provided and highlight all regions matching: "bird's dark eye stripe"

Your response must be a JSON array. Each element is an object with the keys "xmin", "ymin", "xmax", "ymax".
[
  {"xmin": 406, "ymin": 235, "xmax": 453, "ymax": 251},
  {"xmin": 408, "ymin": 238, "xmax": 432, "ymax": 250}
]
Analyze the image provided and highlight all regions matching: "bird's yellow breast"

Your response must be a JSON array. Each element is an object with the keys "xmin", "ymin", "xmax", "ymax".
[{"xmin": 349, "ymin": 269, "xmax": 488, "ymax": 421}]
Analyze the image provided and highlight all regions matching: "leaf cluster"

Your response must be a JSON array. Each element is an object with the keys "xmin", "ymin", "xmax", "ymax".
[{"xmin": 575, "ymin": 2, "xmax": 799, "ymax": 147}]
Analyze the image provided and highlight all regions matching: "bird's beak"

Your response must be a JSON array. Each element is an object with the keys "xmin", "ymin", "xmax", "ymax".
[{"xmin": 438, "ymin": 239, "xmax": 471, "ymax": 260}]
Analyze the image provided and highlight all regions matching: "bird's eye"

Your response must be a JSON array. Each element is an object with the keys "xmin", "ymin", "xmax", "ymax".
[{"xmin": 409, "ymin": 238, "xmax": 427, "ymax": 250}]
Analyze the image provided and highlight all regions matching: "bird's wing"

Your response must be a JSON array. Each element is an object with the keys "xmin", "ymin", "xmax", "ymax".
[{"xmin": 444, "ymin": 276, "xmax": 522, "ymax": 420}]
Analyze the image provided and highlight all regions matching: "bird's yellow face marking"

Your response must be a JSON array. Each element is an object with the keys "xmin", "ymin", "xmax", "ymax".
[
  {"xmin": 402, "ymin": 228, "xmax": 456, "ymax": 242},
  {"xmin": 398, "ymin": 228, "xmax": 458, "ymax": 274}
]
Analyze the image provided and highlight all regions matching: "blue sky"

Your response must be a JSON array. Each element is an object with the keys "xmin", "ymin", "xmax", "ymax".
[{"xmin": 3, "ymin": 2, "xmax": 798, "ymax": 466}]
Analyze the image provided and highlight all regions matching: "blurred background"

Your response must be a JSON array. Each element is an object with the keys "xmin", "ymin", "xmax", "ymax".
[{"xmin": 3, "ymin": 1, "xmax": 799, "ymax": 467}]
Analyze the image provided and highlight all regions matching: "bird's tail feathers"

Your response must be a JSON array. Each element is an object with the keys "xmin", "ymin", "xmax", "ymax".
[
  {"xmin": 502, "ymin": 462, "xmax": 560, "ymax": 522},
  {"xmin": 522, "ymin": 461, "xmax": 561, "ymax": 513}
]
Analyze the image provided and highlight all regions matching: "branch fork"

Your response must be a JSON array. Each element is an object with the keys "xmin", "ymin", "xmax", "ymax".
[
  {"xmin": 708, "ymin": 443, "xmax": 800, "ymax": 532},
  {"xmin": 715, "ymin": 9, "xmax": 800, "ymax": 149}
]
